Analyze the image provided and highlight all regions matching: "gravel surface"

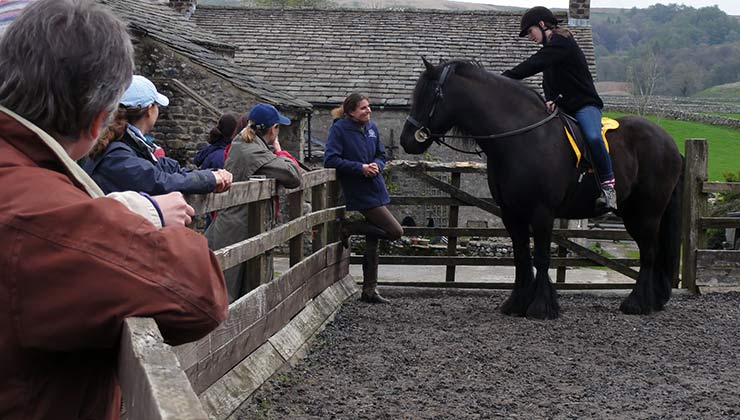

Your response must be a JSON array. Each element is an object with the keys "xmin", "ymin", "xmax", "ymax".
[{"xmin": 238, "ymin": 288, "xmax": 740, "ymax": 420}]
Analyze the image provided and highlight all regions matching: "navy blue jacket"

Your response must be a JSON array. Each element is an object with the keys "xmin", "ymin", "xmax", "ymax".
[
  {"xmin": 194, "ymin": 137, "xmax": 230, "ymax": 170},
  {"xmin": 84, "ymin": 129, "xmax": 216, "ymax": 195},
  {"xmin": 324, "ymin": 117, "xmax": 390, "ymax": 211}
]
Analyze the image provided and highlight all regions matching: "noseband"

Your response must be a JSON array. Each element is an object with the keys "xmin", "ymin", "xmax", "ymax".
[{"xmin": 406, "ymin": 63, "xmax": 560, "ymax": 155}]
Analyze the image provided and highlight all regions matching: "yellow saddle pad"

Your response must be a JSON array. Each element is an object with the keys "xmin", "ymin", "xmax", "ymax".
[{"xmin": 564, "ymin": 117, "xmax": 619, "ymax": 167}]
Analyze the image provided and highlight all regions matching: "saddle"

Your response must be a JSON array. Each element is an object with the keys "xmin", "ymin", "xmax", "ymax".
[{"xmin": 560, "ymin": 113, "xmax": 619, "ymax": 169}]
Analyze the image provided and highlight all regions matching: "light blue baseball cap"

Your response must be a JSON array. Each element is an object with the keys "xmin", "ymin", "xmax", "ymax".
[{"xmin": 120, "ymin": 75, "xmax": 169, "ymax": 108}]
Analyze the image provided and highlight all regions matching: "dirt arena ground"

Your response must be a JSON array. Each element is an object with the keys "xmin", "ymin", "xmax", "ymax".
[{"xmin": 237, "ymin": 288, "xmax": 740, "ymax": 420}]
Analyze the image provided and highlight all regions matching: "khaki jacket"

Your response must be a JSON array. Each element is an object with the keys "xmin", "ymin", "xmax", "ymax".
[
  {"xmin": 0, "ymin": 107, "xmax": 228, "ymax": 420},
  {"xmin": 205, "ymin": 135, "xmax": 301, "ymax": 301}
]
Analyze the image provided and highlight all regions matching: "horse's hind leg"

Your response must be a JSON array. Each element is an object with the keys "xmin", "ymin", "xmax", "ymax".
[
  {"xmin": 652, "ymin": 178, "xmax": 682, "ymax": 309},
  {"xmin": 500, "ymin": 216, "xmax": 535, "ymax": 317},
  {"xmin": 526, "ymin": 213, "xmax": 560, "ymax": 319}
]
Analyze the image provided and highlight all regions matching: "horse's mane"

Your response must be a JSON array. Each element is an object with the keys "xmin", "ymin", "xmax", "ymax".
[
  {"xmin": 429, "ymin": 59, "xmax": 547, "ymax": 146},
  {"xmin": 442, "ymin": 59, "xmax": 546, "ymax": 107}
]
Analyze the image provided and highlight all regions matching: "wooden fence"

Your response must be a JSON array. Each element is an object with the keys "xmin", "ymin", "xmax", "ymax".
[
  {"xmin": 117, "ymin": 169, "xmax": 358, "ymax": 420},
  {"xmin": 114, "ymin": 138, "xmax": 737, "ymax": 418},
  {"xmin": 682, "ymin": 138, "xmax": 740, "ymax": 292},
  {"xmin": 371, "ymin": 161, "xmax": 640, "ymax": 289}
]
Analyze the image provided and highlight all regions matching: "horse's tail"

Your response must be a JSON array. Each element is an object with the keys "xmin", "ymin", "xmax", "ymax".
[{"xmin": 659, "ymin": 157, "xmax": 684, "ymax": 289}]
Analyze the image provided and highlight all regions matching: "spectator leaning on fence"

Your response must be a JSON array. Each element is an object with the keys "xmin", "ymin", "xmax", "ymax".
[
  {"xmin": 324, "ymin": 93, "xmax": 403, "ymax": 304},
  {"xmin": 195, "ymin": 112, "xmax": 242, "ymax": 170},
  {"xmin": 83, "ymin": 75, "xmax": 233, "ymax": 195},
  {"xmin": 0, "ymin": 1, "xmax": 228, "ymax": 419},
  {"xmin": 205, "ymin": 103, "xmax": 302, "ymax": 302}
]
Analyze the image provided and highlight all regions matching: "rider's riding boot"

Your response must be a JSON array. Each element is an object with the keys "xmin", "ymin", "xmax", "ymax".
[
  {"xmin": 597, "ymin": 181, "xmax": 618, "ymax": 211},
  {"xmin": 340, "ymin": 220, "xmax": 391, "ymax": 249},
  {"xmin": 359, "ymin": 236, "xmax": 390, "ymax": 304}
]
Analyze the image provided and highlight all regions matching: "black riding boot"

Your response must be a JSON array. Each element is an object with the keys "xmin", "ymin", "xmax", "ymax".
[{"xmin": 359, "ymin": 236, "xmax": 390, "ymax": 304}]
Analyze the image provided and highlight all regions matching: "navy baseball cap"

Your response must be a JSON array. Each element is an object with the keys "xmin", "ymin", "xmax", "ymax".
[{"xmin": 248, "ymin": 103, "xmax": 291, "ymax": 126}]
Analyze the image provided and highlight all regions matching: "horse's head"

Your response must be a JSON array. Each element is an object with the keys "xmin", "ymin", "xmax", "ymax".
[{"xmin": 400, "ymin": 58, "xmax": 457, "ymax": 154}]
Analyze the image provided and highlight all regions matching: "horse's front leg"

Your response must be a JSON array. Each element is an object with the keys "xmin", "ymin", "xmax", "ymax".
[
  {"xmin": 527, "ymin": 215, "xmax": 560, "ymax": 319},
  {"xmin": 500, "ymin": 216, "xmax": 535, "ymax": 317},
  {"xmin": 621, "ymin": 214, "xmax": 660, "ymax": 315}
]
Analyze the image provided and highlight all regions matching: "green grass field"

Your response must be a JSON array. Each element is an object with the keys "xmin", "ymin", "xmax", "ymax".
[{"xmin": 604, "ymin": 112, "xmax": 740, "ymax": 181}]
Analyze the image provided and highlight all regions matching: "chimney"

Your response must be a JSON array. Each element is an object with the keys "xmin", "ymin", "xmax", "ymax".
[
  {"xmin": 568, "ymin": 0, "xmax": 591, "ymax": 27},
  {"xmin": 168, "ymin": 0, "xmax": 197, "ymax": 19}
]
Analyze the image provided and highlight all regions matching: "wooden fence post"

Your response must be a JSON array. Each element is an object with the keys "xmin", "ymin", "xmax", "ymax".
[
  {"xmin": 327, "ymin": 180, "xmax": 341, "ymax": 244},
  {"xmin": 681, "ymin": 138, "xmax": 708, "ymax": 293},
  {"xmin": 445, "ymin": 172, "xmax": 461, "ymax": 282},
  {"xmin": 555, "ymin": 219, "xmax": 569, "ymax": 283},
  {"xmin": 312, "ymin": 183, "xmax": 327, "ymax": 253},
  {"xmin": 120, "ymin": 318, "xmax": 208, "ymax": 420},
  {"xmin": 242, "ymin": 198, "xmax": 270, "ymax": 295},
  {"xmin": 288, "ymin": 190, "xmax": 304, "ymax": 266}
]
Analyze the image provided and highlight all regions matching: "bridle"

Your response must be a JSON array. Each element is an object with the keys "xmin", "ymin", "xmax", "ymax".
[{"xmin": 405, "ymin": 63, "xmax": 560, "ymax": 155}]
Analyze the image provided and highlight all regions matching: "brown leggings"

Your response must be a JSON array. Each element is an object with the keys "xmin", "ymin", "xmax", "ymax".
[{"xmin": 360, "ymin": 206, "xmax": 404, "ymax": 240}]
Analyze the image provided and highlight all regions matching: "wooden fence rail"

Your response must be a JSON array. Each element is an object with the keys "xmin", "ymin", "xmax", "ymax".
[
  {"xmin": 118, "ymin": 169, "xmax": 357, "ymax": 420},
  {"xmin": 682, "ymin": 139, "xmax": 740, "ymax": 292}
]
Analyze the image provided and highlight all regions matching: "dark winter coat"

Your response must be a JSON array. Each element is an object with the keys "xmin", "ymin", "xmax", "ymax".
[
  {"xmin": 84, "ymin": 127, "xmax": 216, "ymax": 195},
  {"xmin": 194, "ymin": 137, "xmax": 230, "ymax": 170},
  {"xmin": 323, "ymin": 117, "xmax": 390, "ymax": 211},
  {"xmin": 502, "ymin": 32, "xmax": 603, "ymax": 115}
]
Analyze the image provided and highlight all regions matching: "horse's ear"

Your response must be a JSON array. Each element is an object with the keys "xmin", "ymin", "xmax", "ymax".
[{"xmin": 421, "ymin": 56, "xmax": 439, "ymax": 80}]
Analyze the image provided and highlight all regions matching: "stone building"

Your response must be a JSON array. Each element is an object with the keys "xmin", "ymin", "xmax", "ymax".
[
  {"xmin": 193, "ymin": 3, "xmax": 597, "ymax": 226},
  {"xmin": 98, "ymin": 0, "xmax": 312, "ymax": 164}
]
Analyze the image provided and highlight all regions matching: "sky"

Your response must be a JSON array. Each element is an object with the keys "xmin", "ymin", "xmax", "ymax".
[{"xmin": 456, "ymin": 0, "xmax": 740, "ymax": 16}]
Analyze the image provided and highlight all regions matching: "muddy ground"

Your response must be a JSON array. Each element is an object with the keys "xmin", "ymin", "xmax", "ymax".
[{"xmin": 237, "ymin": 288, "xmax": 740, "ymax": 420}]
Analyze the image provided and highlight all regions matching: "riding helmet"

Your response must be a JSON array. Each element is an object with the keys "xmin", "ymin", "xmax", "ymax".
[{"xmin": 519, "ymin": 6, "xmax": 559, "ymax": 37}]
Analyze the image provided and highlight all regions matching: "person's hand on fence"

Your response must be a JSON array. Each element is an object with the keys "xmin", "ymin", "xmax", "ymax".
[
  {"xmin": 153, "ymin": 192, "xmax": 195, "ymax": 226},
  {"xmin": 545, "ymin": 100, "xmax": 556, "ymax": 113},
  {"xmin": 212, "ymin": 169, "xmax": 233, "ymax": 192}
]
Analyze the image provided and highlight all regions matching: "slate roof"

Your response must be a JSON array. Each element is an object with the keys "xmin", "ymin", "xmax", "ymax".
[
  {"xmin": 98, "ymin": 0, "xmax": 312, "ymax": 110},
  {"xmin": 193, "ymin": 7, "xmax": 596, "ymax": 107}
]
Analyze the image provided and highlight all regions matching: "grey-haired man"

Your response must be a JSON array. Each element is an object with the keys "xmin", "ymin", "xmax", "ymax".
[{"xmin": 0, "ymin": 1, "xmax": 228, "ymax": 418}]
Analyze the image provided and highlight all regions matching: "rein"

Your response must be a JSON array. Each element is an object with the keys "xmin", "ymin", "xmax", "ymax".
[{"xmin": 407, "ymin": 62, "xmax": 560, "ymax": 156}]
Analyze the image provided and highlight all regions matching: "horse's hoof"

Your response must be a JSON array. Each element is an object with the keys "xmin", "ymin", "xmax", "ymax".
[
  {"xmin": 500, "ymin": 295, "xmax": 527, "ymax": 317},
  {"xmin": 619, "ymin": 294, "xmax": 653, "ymax": 315},
  {"xmin": 526, "ymin": 300, "xmax": 560, "ymax": 320}
]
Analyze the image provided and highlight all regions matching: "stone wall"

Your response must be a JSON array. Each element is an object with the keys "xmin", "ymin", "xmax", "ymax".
[
  {"xmin": 133, "ymin": 38, "xmax": 306, "ymax": 166},
  {"xmin": 603, "ymin": 95, "xmax": 740, "ymax": 130}
]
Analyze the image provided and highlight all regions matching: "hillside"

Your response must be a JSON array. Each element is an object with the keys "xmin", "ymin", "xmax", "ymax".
[
  {"xmin": 592, "ymin": 4, "xmax": 740, "ymax": 96},
  {"xmin": 694, "ymin": 82, "xmax": 740, "ymax": 99}
]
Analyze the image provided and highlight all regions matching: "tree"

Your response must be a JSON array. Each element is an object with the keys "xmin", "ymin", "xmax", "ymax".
[
  {"xmin": 627, "ymin": 48, "xmax": 663, "ymax": 115},
  {"xmin": 669, "ymin": 62, "xmax": 704, "ymax": 97}
]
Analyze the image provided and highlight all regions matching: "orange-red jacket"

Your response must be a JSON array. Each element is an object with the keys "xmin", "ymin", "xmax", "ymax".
[{"xmin": 0, "ymin": 108, "xmax": 228, "ymax": 420}]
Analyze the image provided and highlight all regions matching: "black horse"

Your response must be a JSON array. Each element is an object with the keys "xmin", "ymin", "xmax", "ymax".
[{"xmin": 400, "ymin": 59, "xmax": 683, "ymax": 319}]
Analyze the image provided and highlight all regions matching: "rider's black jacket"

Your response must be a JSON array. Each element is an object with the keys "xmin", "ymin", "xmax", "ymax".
[{"xmin": 502, "ymin": 32, "xmax": 603, "ymax": 115}]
